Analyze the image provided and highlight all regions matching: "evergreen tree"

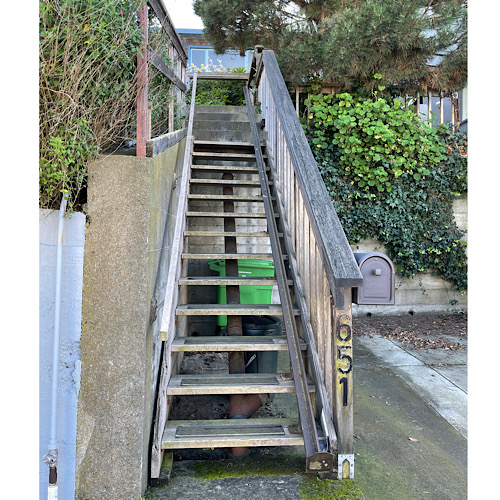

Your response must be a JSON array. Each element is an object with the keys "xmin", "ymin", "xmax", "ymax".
[{"xmin": 193, "ymin": 0, "xmax": 467, "ymax": 93}]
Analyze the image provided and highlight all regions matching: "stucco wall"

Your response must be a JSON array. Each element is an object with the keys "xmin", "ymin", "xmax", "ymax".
[
  {"xmin": 352, "ymin": 197, "xmax": 467, "ymax": 316},
  {"xmin": 75, "ymin": 135, "xmax": 186, "ymax": 499},
  {"xmin": 39, "ymin": 208, "xmax": 86, "ymax": 500}
]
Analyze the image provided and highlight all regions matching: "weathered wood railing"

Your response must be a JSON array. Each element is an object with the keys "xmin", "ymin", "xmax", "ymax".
[
  {"xmin": 150, "ymin": 73, "xmax": 197, "ymax": 478},
  {"xmin": 136, "ymin": 0, "xmax": 188, "ymax": 157},
  {"xmin": 249, "ymin": 48, "xmax": 364, "ymax": 478}
]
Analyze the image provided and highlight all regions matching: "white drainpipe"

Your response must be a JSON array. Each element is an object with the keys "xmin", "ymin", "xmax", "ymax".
[{"xmin": 43, "ymin": 194, "xmax": 68, "ymax": 500}]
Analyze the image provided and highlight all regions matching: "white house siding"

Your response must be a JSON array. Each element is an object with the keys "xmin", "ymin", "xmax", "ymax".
[{"xmin": 39, "ymin": 209, "xmax": 86, "ymax": 499}]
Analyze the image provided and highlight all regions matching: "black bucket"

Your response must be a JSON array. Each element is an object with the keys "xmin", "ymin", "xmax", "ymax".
[{"xmin": 242, "ymin": 315, "xmax": 281, "ymax": 375}]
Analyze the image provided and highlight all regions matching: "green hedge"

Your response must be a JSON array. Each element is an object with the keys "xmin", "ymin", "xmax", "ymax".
[
  {"xmin": 304, "ymin": 91, "xmax": 467, "ymax": 291},
  {"xmin": 39, "ymin": 0, "xmax": 144, "ymax": 211}
]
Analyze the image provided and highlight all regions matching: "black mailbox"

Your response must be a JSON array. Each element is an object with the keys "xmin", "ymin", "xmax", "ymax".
[{"xmin": 352, "ymin": 252, "xmax": 395, "ymax": 305}]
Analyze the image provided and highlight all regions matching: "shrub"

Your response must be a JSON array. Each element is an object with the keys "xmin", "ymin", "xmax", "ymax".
[
  {"xmin": 306, "ymin": 91, "xmax": 448, "ymax": 192},
  {"xmin": 188, "ymin": 59, "xmax": 246, "ymax": 106},
  {"xmin": 40, "ymin": 0, "xmax": 144, "ymax": 211},
  {"xmin": 304, "ymin": 91, "xmax": 467, "ymax": 291}
]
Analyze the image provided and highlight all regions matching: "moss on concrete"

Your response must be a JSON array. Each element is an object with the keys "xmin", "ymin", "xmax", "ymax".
[
  {"xmin": 189, "ymin": 455, "xmax": 305, "ymax": 479},
  {"xmin": 145, "ymin": 457, "xmax": 365, "ymax": 500},
  {"xmin": 299, "ymin": 477, "xmax": 364, "ymax": 500}
]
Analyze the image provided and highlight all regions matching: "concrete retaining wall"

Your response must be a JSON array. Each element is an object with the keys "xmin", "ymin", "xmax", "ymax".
[
  {"xmin": 75, "ymin": 134, "xmax": 186, "ymax": 499},
  {"xmin": 352, "ymin": 197, "xmax": 467, "ymax": 316},
  {"xmin": 39, "ymin": 208, "xmax": 86, "ymax": 500}
]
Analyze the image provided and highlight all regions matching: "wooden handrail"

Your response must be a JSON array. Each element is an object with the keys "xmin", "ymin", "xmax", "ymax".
[
  {"xmin": 187, "ymin": 72, "xmax": 250, "ymax": 81},
  {"xmin": 150, "ymin": 73, "xmax": 197, "ymax": 478},
  {"xmin": 255, "ymin": 50, "xmax": 362, "ymax": 308},
  {"xmin": 159, "ymin": 72, "xmax": 197, "ymax": 340},
  {"xmin": 252, "ymin": 50, "xmax": 360, "ymax": 475}
]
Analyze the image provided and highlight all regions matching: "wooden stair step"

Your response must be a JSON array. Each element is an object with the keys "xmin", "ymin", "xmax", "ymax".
[
  {"xmin": 181, "ymin": 253, "xmax": 285, "ymax": 261},
  {"xmin": 167, "ymin": 373, "xmax": 315, "ymax": 395},
  {"xmin": 193, "ymin": 140, "xmax": 261, "ymax": 148},
  {"xmin": 190, "ymin": 179, "xmax": 269, "ymax": 186},
  {"xmin": 192, "ymin": 165, "xmax": 264, "ymax": 172},
  {"xmin": 179, "ymin": 276, "xmax": 292, "ymax": 286},
  {"xmin": 192, "ymin": 152, "xmax": 267, "ymax": 160},
  {"xmin": 184, "ymin": 231, "xmax": 274, "ymax": 237},
  {"xmin": 186, "ymin": 211, "xmax": 275, "ymax": 218},
  {"xmin": 188, "ymin": 194, "xmax": 264, "ymax": 201},
  {"xmin": 161, "ymin": 418, "xmax": 305, "ymax": 449},
  {"xmin": 175, "ymin": 304, "xmax": 300, "ymax": 316},
  {"xmin": 171, "ymin": 335, "xmax": 304, "ymax": 352}
]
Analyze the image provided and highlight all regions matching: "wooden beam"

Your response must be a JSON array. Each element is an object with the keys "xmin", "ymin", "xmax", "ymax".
[
  {"xmin": 136, "ymin": 3, "xmax": 148, "ymax": 157},
  {"xmin": 332, "ymin": 288, "xmax": 354, "ymax": 479},
  {"xmin": 148, "ymin": 48, "xmax": 187, "ymax": 92},
  {"xmin": 146, "ymin": 128, "xmax": 187, "ymax": 157},
  {"xmin": 187, "ymin": 71, "xmax": 250, "ymax": 81},
  {"xmin": 147, "ymin": 0, "xmax": 187, "ymax": 64}
]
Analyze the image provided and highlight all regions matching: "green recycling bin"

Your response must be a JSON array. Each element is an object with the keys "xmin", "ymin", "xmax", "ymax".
[{"xmin": 208, "ymin": 259, "xmax": 275, "ymax": 327}]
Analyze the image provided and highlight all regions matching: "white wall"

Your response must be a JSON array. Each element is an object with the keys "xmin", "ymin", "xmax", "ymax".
[{"xmin": 39, "ymin": 209, "xmax": 86, "ymax": 499}]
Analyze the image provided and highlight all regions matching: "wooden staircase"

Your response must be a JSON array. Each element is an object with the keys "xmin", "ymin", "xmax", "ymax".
[
  {"xmin": 152, "ymin": 53, "xmax": 364, "ymax": 480},
  {"xmin": 158, "ymin": 99, "xmax": 326, "ymax": 461}
]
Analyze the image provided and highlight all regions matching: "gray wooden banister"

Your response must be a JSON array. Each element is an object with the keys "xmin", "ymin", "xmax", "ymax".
[
  {"xmin": 256, "ymin": 50, "xmax": 363, "ymax": 308},
  {"xmin": 251, "ymin": 49, "xmax": 362, "ymax": 477}
]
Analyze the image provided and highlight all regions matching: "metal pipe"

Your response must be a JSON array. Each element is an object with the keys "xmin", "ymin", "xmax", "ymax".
[
  {"xmin": 136, "ymin": 3, "xmax": 148, "ymax": 157},
  {"xmin": 427, "ymin": 90, "xmax": 432, "ymax": 123},
  {"xmin": 44, "ymin": 194, "xmax": 68, "ymax": 500}
]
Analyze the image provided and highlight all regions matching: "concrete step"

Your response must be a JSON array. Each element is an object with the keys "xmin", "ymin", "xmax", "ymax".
[
  {"xmin": 161, "ymin": 418, "xmax": 305, "ymax": 449},
  {"xmin": 195, "ymin": 105, "xmax": 247, "ymax": 114},
  {"xmin": 167, "ymin": 373, "xmax": 315, "ymax": 395},
  {"xmin": 194, "ymin": 112, "xmax": 254, "ymax": 122},
  {"xmin": 171, "ymin": 335, "xmax": 301, "ymax": 352}
]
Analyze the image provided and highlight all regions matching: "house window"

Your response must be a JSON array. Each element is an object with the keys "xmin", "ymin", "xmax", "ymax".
[{"xmin": 189, "ymin": 46, "xmax": 251, "ymax": 71}]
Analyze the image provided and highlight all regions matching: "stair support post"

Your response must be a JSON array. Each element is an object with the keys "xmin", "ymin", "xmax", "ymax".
[
  {"xmin": 244, "ymin": 86, "xmax": 333, "ymax": 473},
  {"xmin": 136, "ymin": 2, "xmax": 148, "ymax": 157},
  {"xmin": 222, "ymin": 172, "xmax": 264, "ymax": 457},
  {"xmin": 332, "ymin": 288, "xmax": 355, "ymax": 479}
]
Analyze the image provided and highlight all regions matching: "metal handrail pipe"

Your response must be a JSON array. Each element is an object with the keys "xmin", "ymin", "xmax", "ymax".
[{"xmin": 44, "ymin": 193, "xmax": 68, "ymax": 500}]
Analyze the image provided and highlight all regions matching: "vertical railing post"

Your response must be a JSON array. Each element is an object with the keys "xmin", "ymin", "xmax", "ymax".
[
  {"xmin": 168, "ymin": 45, "xmax": 175, "ymax": 133},
  {"xmin": 136, "ymin": 1, "xmax": 148, "ymax": 157},
  {"xmin": 427, "ymin": 90, "xmax": 432, "ymax": 123},
  {"xmin": 439, "ymin": 92, "xmax": 444, "ymax": 124},
  {"xmin": 332, "ymin": 288, "xmax": 355, "ymax": 479}
]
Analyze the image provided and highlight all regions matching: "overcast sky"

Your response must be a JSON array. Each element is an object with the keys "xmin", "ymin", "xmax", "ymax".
[{"xmin": 167, "ymin": 0, "xmax": 205, "ymax": 30}]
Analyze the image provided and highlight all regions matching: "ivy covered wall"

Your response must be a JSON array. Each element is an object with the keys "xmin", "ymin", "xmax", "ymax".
[{"xmin": 303, "ymin": 91, "xmax": 467, "ymax": 313}]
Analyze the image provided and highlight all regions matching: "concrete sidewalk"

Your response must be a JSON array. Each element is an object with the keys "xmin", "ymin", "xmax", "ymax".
[
  {"xmin": 353, "ymin": 334, "xmax": 467, "ymax": 499},
  {"xmin": 145, "ymin": 332, "xmax": 468, "ymax": 499}
]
